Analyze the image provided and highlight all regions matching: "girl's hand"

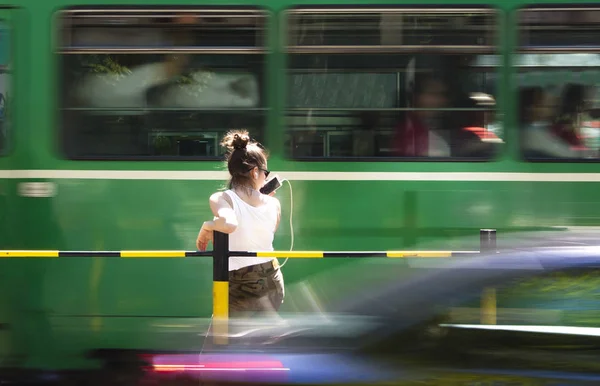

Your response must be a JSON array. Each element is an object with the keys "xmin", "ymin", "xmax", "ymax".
[{"xmin": 196, "ymin": 221, "xmax": 214, "ymax": 251}]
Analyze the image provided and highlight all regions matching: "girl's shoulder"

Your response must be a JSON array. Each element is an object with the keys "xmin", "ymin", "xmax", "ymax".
[
  {"xmin": 210, "ymin": 190, "xmax": 234, "ymax": 207},
  {"xmin": 262, "ymin": 194, "xmax": 281, "ymax": 210}
]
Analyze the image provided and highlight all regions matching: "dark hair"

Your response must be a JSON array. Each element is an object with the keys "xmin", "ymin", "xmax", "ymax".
[
  {"xmin": 221, "ymin": 129, "xmax": 268, "ymax": 190},
  {"xmin": 559, "ymin": 83, "xmax": 587, "ymax": 118},
  {"xmin": 519, "ymin": 86, "xmax": 545, "ymax": 125}
]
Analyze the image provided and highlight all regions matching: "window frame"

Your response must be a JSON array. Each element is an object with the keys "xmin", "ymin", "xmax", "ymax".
[
  {"xmin": 281, "ymin": 5, "xmax": 504, "ymax": 163},
  {"xmin": 54, "ymin": 5, "xmax": 271, "ymax": 161},
  {"xmin": 516, "ymin": 5, "xmax": 600, "ymax": 164}
]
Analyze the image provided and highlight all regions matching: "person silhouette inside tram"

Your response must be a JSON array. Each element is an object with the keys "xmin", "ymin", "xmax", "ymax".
[
  {"xmin": 550, "ymin": 83, "xmax": 594, "ymax": 153},
  {"xmin": 447, "ymin": 92, "xmax": 499, "ymax": 158},
  {"xmin": 520, "ymin": 86, "xmax": 580, "ymax": 158},
  {"xmin": 392, "ymin": 74, "xmax": 450, "ymax": 157}
]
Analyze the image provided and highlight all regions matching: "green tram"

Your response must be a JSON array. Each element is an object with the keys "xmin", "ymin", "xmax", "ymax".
[{"xmin": 1, "ymin": 0, "xmax": 600, "ymax": 373}]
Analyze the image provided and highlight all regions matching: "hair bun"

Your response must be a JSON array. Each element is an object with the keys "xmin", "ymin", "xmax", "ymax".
[
  {"xmin": 222, "ymin": 130, "xmax": 250, "ymax": 151},
  {"xmin": 232, "ymin": 133, "xmax": 249, "ymax": 150}
]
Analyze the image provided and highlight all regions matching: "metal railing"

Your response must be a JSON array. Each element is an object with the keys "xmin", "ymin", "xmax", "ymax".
[{"xmin": 0, "ymin": 228, "xmax": 497, "ymax": 345}]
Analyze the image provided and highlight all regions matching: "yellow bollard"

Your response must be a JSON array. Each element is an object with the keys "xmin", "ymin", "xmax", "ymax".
[
  {"xmin": 480, "ymin": 230, "xmax": 497, "ymax": 325},
  {"xmin": 212, "ymin": 281, "xmax": 229, "ymax": 345},
  {"xmin": 481, "ymin": 287, "xmax": 497, "ymax": 325}
]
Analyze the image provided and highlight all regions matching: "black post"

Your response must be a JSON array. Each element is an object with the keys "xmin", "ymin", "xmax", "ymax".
[
  {"xmin": 212, "ymin": 231, "xmax": 229, "ymax": 345},
  {"xmin": 213, "ymin": 231, "xmax": 229, "ymax": 282},
  {"xmin": 480, "ymin": 229, "xmax": 496, "ymax": 253}
]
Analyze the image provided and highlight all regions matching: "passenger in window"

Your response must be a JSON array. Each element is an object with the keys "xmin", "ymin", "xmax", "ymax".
[
  {"xmin": 520, "ymin": 86, "xmax": 579, "ymax": 158},
  {"xmin": 551, "ymin": 83, "xmax": 592, "ymax": 151},
  {"xmin": 392, "ymin": 74, "xmax": 450, "ymax": 157},
  {"xmin": 75, "ymin": 15, "xmax": 259, "ymax": 111},
  {"xmin": 74, "ymin": 16, "xmax": 193, "ymax": 110},
  {"xmin": 449, "ymin": 93, "xmax": 500, "ymax": 157}
]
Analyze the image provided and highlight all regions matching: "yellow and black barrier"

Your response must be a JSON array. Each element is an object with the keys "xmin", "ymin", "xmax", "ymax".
[
  {"xmin": 0, "ymin": 229, "xmax": 498, "ymax": 345},
  {"xmin": 210, "ymin": 229, "xmax": 498, "ymax": 345},
  {"xmin": 0, "ymin": 251, "xmax": 214, "ymax": 258},
  {"xmin": 0, "ymin": 250, "xmax": 478, "ymax": 259}
]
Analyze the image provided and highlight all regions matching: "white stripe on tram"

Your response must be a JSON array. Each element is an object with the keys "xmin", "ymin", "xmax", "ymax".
[{"xmin": 1, "ymin": 170, "xmax": 600, "ymax": 182}]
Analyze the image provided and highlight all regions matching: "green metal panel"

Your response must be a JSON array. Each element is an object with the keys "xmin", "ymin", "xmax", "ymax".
[{"xmin": 0, "ymin": 7, "xmax": 24, "ymax": 370}]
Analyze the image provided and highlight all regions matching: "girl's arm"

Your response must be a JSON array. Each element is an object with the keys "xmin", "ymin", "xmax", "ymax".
[
  {"xmin": 205, "ymin": 192, "xmax": 238, "ymax": 234},
  {"xmin": 196, "ymin": 192, "xmax": 237, "ymax": 251}
]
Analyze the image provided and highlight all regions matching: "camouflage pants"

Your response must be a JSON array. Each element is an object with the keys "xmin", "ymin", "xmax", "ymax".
[
  {"xmin": 200, "ymin": 259, "xmax": 284, "ymax": 352},
  {"xmin": 229, "ymin": 259, "xmax": 285, "ymax": 318}
]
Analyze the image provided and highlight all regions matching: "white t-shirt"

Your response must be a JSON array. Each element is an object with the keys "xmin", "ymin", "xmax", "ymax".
[{"xmin": 223, "ymin": 190, "xmax": 279, "ymax": 271}]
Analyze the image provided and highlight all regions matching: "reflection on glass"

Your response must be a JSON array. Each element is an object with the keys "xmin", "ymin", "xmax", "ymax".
[
  {"xmin": 285, "ymin": 8, "xmax": 502, "ymax": 160},
  {"xmin": 58, "ymin": 9, "xmax": 267, "ymax": 159},
  {"xmin": 518, "ymin": 7, "xmax": 600, "ymax": 160}
]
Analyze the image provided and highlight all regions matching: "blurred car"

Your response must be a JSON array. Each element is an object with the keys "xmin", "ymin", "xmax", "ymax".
[
  {"xmin": 15, "ymin": 245, "xmax": 600, "ymax": 386},
  {"xmin": 124, "ymin": 245, "xmax": 600, "ymax": 385}
]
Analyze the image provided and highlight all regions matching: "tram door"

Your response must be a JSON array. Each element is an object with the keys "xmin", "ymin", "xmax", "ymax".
[{"xmin": 0, "ymin": 8, "xmax": 19, "ymax": 369}]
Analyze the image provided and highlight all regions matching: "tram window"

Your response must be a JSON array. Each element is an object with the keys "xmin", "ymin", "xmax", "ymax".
[
  {"xmin": 57, "ymin": 8, "xmax": 267, "ymax": 159},
  {"xmin": 518, "ymin": 7, "xmax": 600, "ymax": 161},
  {"xmin": 0, "ymin": 21, "xmax": 10, "ymax": 156},
  {"xmin": 284, "ymin": 7, "xmax": 503, "ymax": 160}
]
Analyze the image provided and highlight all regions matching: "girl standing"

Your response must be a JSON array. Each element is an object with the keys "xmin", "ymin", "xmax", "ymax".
[{"xmin": 196, "ymin": 130, "xmax": 284, "ymax": 317}]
